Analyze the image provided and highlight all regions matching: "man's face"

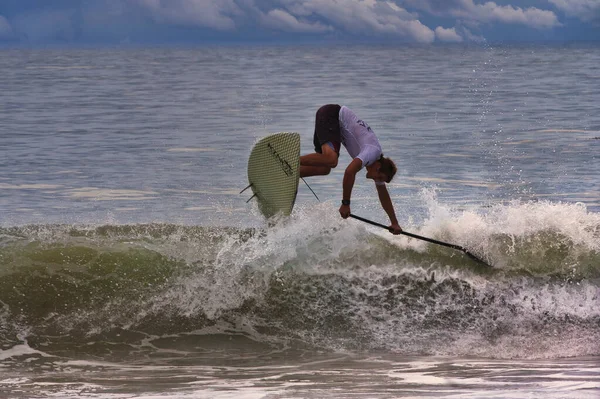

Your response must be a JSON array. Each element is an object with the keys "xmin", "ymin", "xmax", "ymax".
[{"xmin": 366, "ymin": 162, "xmax": 388, "ymax": 183}]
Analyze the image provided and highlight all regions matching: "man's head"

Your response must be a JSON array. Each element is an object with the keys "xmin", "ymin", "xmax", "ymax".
[{"xmin": 366, "ymin": 155, "xmax": 397, "ymax": 183}]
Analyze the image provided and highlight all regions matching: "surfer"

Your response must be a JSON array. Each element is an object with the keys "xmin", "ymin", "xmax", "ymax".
[{"xmin": 300, "ymin": 104, "xmax": 402, "ymax": 234}]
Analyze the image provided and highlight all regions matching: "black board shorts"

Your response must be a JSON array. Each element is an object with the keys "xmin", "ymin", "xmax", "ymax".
[{"xmin": 313, "ymin": 104, "xmax": 342, "ymax": 154}]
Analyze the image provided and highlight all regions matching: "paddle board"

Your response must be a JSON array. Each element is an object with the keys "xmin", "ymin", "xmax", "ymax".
[{"xmin": 247, "ymin": 132, "xmax": 301, "ymax": 218}]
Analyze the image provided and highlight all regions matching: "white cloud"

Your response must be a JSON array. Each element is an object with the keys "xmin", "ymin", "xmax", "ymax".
[
  {"xmin": 132, "ymin": 0, "xmax": 242, "ymax": 30},
  {"xmin": 435, "ymin": 26, "xmax": 464, "ymax": 42},
  {"xmin": 130, "ymin": 0, "xmax": 435, "ymax": 40},
  {"xmin": 451, "ymin": 0, "xmax": 561, "ymax": 28},
  {"xmin": 549, "ymin": 0, "xmax": 600, "ymax": 23},
  {"xmin": 0, "ymin": 0, "xmax": 578, "ymax": 44},
  {"xmin": 0, "ymin": 15, "xmax": 13, "ymax": 39},
  {"xmin": 473, "ymin": 1, "xmax": 560, "ymax": 28},
  {"xmin": 260, "ymin": 8, "xmax": 332, "ymax": 32},
  {"xmin": 287, "ymin": 0, "xmax": 435, "ymax": 42},
  {"xmin": 127, "ymin": 0, "xmax": 560, "ymax": 42},
  {"xmin": 401, "ymin": 0, "xmax": 561, "ymax": 29}
]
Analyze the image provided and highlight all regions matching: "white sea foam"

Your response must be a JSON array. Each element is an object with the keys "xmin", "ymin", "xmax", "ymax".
[{"xmin": 0, "ymin": 343, "xmax": 54, "ymax": 361}]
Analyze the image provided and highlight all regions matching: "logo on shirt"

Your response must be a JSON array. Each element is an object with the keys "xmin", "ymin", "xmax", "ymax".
[
  {"xmin": 267, "ymin": 143, "xmax": 294, "ymax": 177},
  {"xmin": 356, "ymin": 120, "xmax": 372, "ymax": 132}
]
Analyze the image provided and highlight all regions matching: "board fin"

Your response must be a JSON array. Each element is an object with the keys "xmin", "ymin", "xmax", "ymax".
[{"xmin": 239, "ymin": 183, "xmax": 253, "ymax": 194}]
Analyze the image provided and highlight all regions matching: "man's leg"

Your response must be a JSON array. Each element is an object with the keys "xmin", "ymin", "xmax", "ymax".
[
  {"xmin": 301, "ymin": 104, "xmax": 342, "ymax": 178},
  {"xmin": 299, "ymin": 165, "xmax": 331, "ymax": 177},
  {"xmin": 300, "ymin": 143, "xmax": 338, "ymax": 177}
]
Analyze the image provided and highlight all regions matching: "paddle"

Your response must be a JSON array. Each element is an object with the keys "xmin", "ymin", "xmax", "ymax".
[{"xmin": 349, "ymin": 214, "xmax": 492, "ymax": 268}]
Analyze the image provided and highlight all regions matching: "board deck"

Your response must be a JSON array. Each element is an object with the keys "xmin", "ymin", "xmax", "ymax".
[{"xmin": 247, "ymin": 132, "xmax": 301, "ymax": 218}]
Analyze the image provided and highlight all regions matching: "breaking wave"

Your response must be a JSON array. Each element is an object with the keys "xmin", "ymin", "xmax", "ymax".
[{"xmin": 1, "ymin": 199, "xmax": 599, "ymax": 362}]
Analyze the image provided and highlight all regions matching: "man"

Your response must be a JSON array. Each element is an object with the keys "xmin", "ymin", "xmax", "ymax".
[{"xmin": 300, "ymin": 104, "xmax": 402, "ymax": 234}]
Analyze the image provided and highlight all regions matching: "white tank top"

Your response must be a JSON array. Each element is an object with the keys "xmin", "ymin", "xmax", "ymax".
[{"xmin": 338, "ymin": 106, "xmax": 382, "ymax": 167}]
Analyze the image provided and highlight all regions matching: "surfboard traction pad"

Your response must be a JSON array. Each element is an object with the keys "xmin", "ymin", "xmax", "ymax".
[{"xmin": 247, "ymin": 132, "xmax": 301, "ymax": 219}]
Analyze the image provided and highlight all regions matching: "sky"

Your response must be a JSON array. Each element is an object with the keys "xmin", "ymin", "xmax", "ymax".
[{"xmin": 0, "ymin": 0, "xmax": 598, "ymax": 45}]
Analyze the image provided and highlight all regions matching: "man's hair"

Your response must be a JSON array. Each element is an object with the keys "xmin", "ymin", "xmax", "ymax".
[{"xmin": 379, "ymin": 155, "xmax": 397, "ymax": 183}]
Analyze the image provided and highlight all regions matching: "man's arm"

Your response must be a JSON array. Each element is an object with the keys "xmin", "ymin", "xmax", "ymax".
[
  {"xmin": 339, "ymin": 158, "xmax": 363, "ymax": 218},
  {"xmin": 376, "ymin": 183, "xmax": 402, "ymax": 234}
]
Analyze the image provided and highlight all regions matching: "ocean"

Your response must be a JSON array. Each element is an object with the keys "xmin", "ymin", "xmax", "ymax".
[{"xmin": 0, "ymin": 44, "xmax": 599, "ymax": 398}]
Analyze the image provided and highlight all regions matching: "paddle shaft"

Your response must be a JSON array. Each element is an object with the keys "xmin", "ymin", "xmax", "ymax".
[
  {"xmin": 350, "ymin": 213, "xmax": 464, "ymax": 250},
  {"xmin": 349, "ymin": 214, "xmax": 491, "ymax": 267}
]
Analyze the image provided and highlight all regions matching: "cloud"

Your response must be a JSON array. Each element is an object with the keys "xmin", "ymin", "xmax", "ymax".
[
  {"xmin": 548, "ymin": 0, "xmax": 600, "ymax": 23},
  {"xmin": 0, "ymin": 0, "xmax": 591, "ymax": 44},
  {"xmin": 286, "ymin": 0, "xmax": 435, "ymax": 42},
  {"xmin": 466, "ymin": 1, "xmax": 561, "ymax": 28},
  {"xmin": 119, "ymin": 0, "xmax": 437, "ymax": 41},
  {"xmin": 0, "ymin": 15, "xmax": 13, "ymax": 39},
  {"xmin": 435, "ymin": 26, "xmax": 464, "ymax": 41},
  {"xmin": 403, "ymin": 0, "xmax": 561, "ymax": 29},
  {"xmin": 260, "ymin": 8, "xmax": 332, "ymax": 32}
]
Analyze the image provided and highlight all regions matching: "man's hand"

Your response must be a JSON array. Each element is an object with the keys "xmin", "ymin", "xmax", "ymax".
[
  {"xmin": 339, "ymin": 204, "xmax": 351, "ymax": 219},
  {"xmin": 389, "ymin": 223, "xmax": 403, "ymax": 235}
]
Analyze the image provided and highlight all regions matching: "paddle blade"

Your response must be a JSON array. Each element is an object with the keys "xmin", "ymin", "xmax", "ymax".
[{"xmin": 463, "ymin": 250, "xmax": 492, "ymax": 268}]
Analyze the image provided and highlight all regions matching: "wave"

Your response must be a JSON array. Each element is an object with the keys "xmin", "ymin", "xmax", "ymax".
[{"xmin": 0, "ymin": 199, "xmax": 599, "ymax": 360}]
